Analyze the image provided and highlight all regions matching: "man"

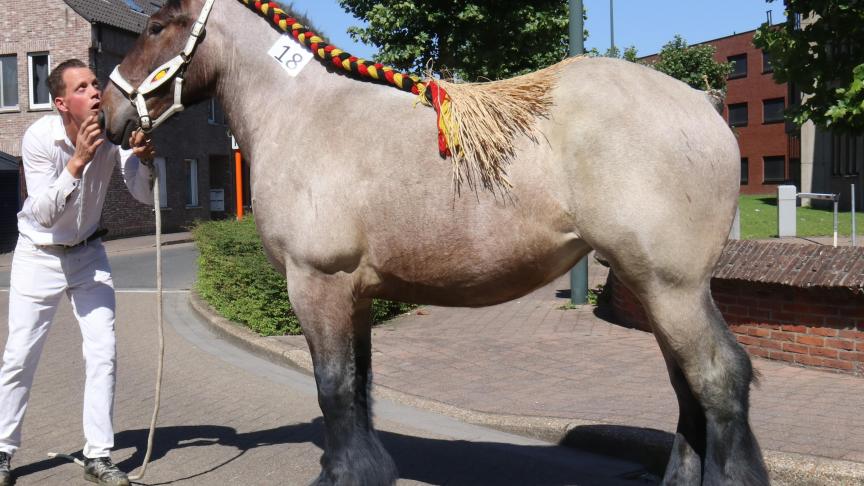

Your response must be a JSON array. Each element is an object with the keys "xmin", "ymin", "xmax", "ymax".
[{"xmin": 0, "ymin": 59, "xmax": 156, "ymax": 486}]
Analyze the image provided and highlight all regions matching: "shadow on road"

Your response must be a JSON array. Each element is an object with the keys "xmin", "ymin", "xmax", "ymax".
[{"xmin": 14, "ymin": 418, "xmax": 659, "ymax": 485}]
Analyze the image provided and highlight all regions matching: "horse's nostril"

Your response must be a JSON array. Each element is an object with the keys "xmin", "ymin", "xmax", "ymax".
[{"xmin": 98, "ymin": 110, "xmax": 106, "ymax": 130}]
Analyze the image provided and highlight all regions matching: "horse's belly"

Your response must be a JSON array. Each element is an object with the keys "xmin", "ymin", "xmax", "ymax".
[{"xmin": 371, "ymin": 232, "xmax": 590, "ymax": 307}]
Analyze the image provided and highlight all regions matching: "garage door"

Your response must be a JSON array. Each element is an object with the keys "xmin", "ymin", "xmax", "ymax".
[{"xmin": 0, "ymin": 172, "xmax": 19, "ymax": 252}]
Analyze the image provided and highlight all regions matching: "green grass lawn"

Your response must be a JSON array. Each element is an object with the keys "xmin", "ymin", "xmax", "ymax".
[{"xmin": 739, "ymin": 194, "xmax": 864, "ymax": 239}]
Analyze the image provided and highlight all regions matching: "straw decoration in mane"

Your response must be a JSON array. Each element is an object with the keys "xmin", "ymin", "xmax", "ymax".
[{"xmin": 102, "ymin": 0, "xmax": 771, "ymax": 484}]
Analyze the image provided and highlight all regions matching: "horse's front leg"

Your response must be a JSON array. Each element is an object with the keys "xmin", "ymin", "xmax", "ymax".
[{"xmin": 286, "ymin": 269, "xmax": 397, "ymax": 486}]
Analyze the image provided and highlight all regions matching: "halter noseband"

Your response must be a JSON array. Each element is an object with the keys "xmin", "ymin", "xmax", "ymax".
[{"xmin": 109, "ymin": 0, "xmax": 216, "ymax": 133}]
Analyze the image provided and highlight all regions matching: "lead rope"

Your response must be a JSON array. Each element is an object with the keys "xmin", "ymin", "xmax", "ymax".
[
  {"xmin": 46, "ymin": 162, "xmax": 165, "ymax": 480},
  {"xmin": 128, "ymin": 162, "xmax": 164, "ymax": 481}
]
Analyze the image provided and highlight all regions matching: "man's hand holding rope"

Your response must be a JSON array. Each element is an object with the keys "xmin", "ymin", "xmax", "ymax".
[{"xmin": 129, "ymin": 129, "xmax": 157, "ymax": 167}]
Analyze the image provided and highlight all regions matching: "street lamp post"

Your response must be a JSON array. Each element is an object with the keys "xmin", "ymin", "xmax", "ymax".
[{"xmin": 568, "ymin": 0, "xmax": 589, "ymax": 305}]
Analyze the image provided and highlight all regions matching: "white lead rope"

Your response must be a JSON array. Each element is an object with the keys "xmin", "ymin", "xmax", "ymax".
[
  {"xmin": 47, "ymin": 162, "xmax": 166, "ymax": 480},
  {"xmin": 128, "ymin": 163, "xmax": 165, "ymax": 481}
]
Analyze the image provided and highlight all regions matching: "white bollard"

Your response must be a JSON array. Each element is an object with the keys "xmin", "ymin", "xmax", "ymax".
[{"xmin": 777, "ymin": 185, "xmax": 797, "ymax": 238}]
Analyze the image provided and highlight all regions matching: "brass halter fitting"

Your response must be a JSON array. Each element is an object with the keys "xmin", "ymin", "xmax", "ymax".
[{"xmin": 109, "ymin": 0, "xmax": 216, "ymax": 133}]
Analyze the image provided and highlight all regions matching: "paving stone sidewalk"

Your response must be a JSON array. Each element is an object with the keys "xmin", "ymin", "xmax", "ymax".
[{"xmin": 248, "ymin": 257, "xmax": 864, "ymax": 482}]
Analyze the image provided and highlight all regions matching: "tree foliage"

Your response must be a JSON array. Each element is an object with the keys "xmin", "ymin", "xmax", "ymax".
[
  {"xmin": 337, "ymin": 1, "xmax": 572, "ymax": 81},
  {"xmin": 589, "ymin": 45, "xmax": 639, "ymax": 62},
  {"xmin": 754, "ymin": 1, "xmax": 864, "ymax": 132},
  {"xmin": 649, "ymin": 35, "xmax": 732, "ymax": 91}
]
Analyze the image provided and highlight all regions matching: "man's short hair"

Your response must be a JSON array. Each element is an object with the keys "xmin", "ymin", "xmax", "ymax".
[{"xmin": 47, "ymin": 59, "xmax": 90, "ymax": 99}]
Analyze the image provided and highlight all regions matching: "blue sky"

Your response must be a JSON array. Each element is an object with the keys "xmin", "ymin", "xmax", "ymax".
[{"xmin": 285, "ymin": 1, "xmax": 786, "ymax": 60}]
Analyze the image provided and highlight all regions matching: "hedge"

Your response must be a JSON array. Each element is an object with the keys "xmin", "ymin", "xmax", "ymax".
[{"xmin": 193, "ymin": 217, "xmax": 415, "ymax": 336}]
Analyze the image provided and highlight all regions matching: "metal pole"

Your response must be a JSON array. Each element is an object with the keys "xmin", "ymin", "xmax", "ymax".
[
  {"xmin": 569, "ymin": 0, "xmax": 584, "ymax": 56},
  {"xmin": 610, "ymin": 0, "xmax": 615, "ymax": 54},
  {"xmin": 852, "ymin": 184, "xmax": 857, "ymax": 247},
  {"xmin": 569, "ymin": 0, "xmax": 588, "ymax": 305},
  {"xmin": 833, "ymin": 197, "xmax": 838, "ymax": 248}
]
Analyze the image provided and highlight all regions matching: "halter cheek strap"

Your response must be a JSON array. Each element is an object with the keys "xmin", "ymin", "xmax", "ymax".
[{"xmin": 109, "ymin": 0, "xmax": 216, "ymax": 133}]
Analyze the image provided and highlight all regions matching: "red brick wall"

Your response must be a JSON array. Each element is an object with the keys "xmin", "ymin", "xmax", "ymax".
[{"xmin": 609, "ymin": 273, "xmax": 864, "ymax": 376}]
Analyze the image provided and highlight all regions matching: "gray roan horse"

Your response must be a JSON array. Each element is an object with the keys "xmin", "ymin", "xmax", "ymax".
[{"xmin": 101, "ymin": 0, "xmax": 770, "ymax": 484}]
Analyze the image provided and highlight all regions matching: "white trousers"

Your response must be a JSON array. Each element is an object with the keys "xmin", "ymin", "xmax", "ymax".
[{"xmin": 0, "ymin": 236, "xmax": 116, "ymax": 458}]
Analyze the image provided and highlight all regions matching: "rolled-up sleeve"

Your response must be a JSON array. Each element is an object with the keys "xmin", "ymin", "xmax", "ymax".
[
  {"xmin": 118, "ymin": 147, "xmax": 155, "ymax": 206},
  {"xmin": 21, "ymin": 128, "xmax": 81, "ymax": 228}
]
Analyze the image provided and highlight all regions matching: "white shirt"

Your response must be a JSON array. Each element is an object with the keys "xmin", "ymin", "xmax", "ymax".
[{"xmin": 17, "ymin": 114, "xmax": 154, "ymax": 246}]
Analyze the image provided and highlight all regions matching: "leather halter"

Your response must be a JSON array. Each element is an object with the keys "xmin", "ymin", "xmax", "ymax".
[{"xmin": 109, "ymin": 0, "xmax": 216, "ymax": 132}]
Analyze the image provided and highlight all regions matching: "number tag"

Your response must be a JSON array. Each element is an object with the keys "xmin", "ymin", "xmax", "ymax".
[{"xmin": 268, "ymin": 35, "xmax": 314, "ymax": 77}]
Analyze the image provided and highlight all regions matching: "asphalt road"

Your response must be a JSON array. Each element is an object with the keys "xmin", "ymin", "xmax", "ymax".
[{"xmin": 0, "ymin": 244, "xmax": 651, "ymax": 485}]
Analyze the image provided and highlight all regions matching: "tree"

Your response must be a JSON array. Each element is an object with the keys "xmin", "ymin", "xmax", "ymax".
[
  {"xmin": 589, "ymin": 45, "xmax": 639, "ymax": 62},
  {"xmin": 649, "ymin": 35, "xmax": 732, "ymax": 91},
  {"xmin": 754, "ymin": 1, "xmax": 864, "ymax": 132},
  {"xmin": 337, "ymin": 1, "xmax": 573, "ymax": 81}
]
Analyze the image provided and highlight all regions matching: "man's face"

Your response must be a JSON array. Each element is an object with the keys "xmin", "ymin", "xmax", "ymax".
[{"xmin": 55, "ymin": 67, "xmax": 101, "ymax": 125}]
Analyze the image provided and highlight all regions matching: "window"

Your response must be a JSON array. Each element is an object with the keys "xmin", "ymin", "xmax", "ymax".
[
  {"xmin": 763, "ymin": 156, "xmax": 786, "ymax": 183},
  {"xmin": 831, "ymin": 133, "xmax": 862, "ymax": 177},
  {"xmin": 0, "ymin": 55, "xmax": 18, "ymax": 110},
  {"xmin": 741, "ymin": 158, "xmax": 749, "ymax": 185},
  {"xmin": 762, "ymin": 51, "xmax": 773, "ymax": 73},
  {"xmin": 728, "ymin": 54, "xmax": 747, "ymax": 79},
  {"xmin": 185, "ymin": 158, "xmax": 199, "ymax": 207},
  {"xmin": 27, "ymin": 52, "xmax": 50, "ymax": 109},
  {"xmin": 154, "ymin": 157, "xmax": 168, "ymax": 207},
  {"xmin": 728, "ymin": 103, "xmax": 748, "ymax": 127},
  {"xmin": 763, "ymin": 98, "xmax": 785, "ymax": 124},
  {"xmin": 208, "ymin": 98, "xmax": 226, "ymax": 125}
]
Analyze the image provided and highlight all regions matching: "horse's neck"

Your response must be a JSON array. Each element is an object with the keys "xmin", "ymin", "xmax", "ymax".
[{"xmin": 207, "ymin": 0, "xmax": 367, "ymax": 167}]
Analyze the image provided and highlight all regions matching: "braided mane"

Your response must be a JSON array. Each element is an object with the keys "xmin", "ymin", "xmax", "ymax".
[{"xmin": 241, "ymin": 0, "xmax": 580, "ymax": 191}]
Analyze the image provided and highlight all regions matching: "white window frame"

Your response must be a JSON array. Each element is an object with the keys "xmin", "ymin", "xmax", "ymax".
[
  {"xmin": 0, "ymin": 54, "xmax": 18, "ymax": 111},
  {"xmin": 27, "ymin": 52, "xmax": 51, "ymax": 110},
  {"xmin": 208, "ymin": 98, "xmax": 226, "ymax": 125},
  {"xmin": 185, "ymin": 158, "xmax": 199, "ymax": 207},
  {"xmin": 154, "ymin": 157, "xmax": 168, "ymax": 207}
]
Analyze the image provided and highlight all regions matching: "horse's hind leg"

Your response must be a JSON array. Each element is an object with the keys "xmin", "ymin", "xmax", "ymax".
[
  {"xmin": 286, "ymin": 270, "xmax": 397, "ymax": 486},
  {"xmin": 635, "ymin": 280, "xmax": 769, "ymax": 485}
]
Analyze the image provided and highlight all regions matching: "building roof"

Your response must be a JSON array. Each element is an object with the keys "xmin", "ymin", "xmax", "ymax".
[
  {"xmin": 63, "ymin": 0, "xmax": 164, "ymax": 34},
  {"xmin": 0, "ymin": 151, "xmax": 18, "ymax": 172}
]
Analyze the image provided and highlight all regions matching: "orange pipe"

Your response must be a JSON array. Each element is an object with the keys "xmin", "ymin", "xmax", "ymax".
[{"xmin": 234, "ymin": 150, "xmax": 244, "ymax": 220}]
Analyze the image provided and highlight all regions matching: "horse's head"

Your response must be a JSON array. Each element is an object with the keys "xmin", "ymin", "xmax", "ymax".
[{"xmin": 102, "ymin": 0, "xmax": 216, "ymax": 146}]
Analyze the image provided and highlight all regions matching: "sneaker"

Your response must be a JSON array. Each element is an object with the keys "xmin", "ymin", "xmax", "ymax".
[
  {"xmin": 83, "ymin": 457, "xmax": 129, "ymax": 486},
  {"xmin": 0, "ymin": 452, "xmax": 10, "ymax": 486}
]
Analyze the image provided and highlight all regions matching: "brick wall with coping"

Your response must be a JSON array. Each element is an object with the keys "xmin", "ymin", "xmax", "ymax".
[{"xmin": 609, "ymin": 241, "xmax": 864, "ymax": 376}]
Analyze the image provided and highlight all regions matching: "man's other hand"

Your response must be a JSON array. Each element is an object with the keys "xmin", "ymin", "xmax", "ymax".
[
  {"xmin": 67, "ymin": 115, "xmax": 104, "ymax": 178},
  {"xmin": 129, "ymin": 129, "xmax": 156, "ymax": 167}
]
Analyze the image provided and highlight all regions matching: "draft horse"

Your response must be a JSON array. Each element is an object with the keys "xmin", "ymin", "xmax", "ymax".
[{"xmin": 101, "ymin": 0, "xmax": 770, "ymax": 483}]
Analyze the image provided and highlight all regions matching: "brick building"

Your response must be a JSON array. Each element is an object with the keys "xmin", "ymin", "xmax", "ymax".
[
  {"xmin": 0, "ymin": 0, "xmax": 244, "ymax": 251},
  {"xmin": 643, "ymin": 30, "xmax": 801, "ymax": 196},
  {"xmin": 709, "ymin": 30, "xmax": 801, "ymax": 195}
]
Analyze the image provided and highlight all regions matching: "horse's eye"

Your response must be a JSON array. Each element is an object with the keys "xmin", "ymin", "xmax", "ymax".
[{"xmin": 149, "ymin": 23, "xmax": 164, "ymax": 35}]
